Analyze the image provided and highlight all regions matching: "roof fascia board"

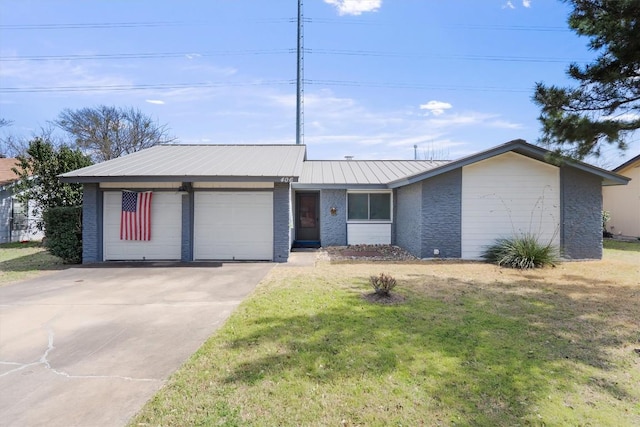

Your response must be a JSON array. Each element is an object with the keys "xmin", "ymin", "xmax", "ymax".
[
  {"xmin": 388, "ymin": 141, "xmax": 539, "ymax": 188},
  {"xmin": 388, "ymin": 139, "xmax": 630, "ymax": 188},
  {"xmin": 292, "ymin": 183, "xmax": 388, "ymax": 190},
  {"xmin": 60, "ymin": 175, "xmax": 300, "ymax": 184},
  {"xmin": 565, "ymin": 162, "xmax": 630, "ymax": 185}
]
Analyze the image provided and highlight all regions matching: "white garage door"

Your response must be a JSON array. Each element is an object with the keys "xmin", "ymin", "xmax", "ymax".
[
  {"xmin": 194, "ymin": 192, "xmax": 273, "ymax": 261},
  {"xmin": 103, "ymin": 191, "xmax": 182, "ymax": 261}
]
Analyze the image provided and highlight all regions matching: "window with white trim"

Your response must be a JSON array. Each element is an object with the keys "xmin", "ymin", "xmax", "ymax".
[{"xmin": 347, "ymin": 192, "xmax": 391, "ymax": 221}]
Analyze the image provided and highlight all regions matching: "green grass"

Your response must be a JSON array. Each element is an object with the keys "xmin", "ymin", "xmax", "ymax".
[
  {"xmin": 132, "ymin": 253, "xmax": 640, "ymax": 426},
  {"xmin": 0, "ymin": 241, "xmax": 64, "ymax": 285},
  {"xmin": 604, "ymin": 238, "xmax": 640, "ymax": 252}
]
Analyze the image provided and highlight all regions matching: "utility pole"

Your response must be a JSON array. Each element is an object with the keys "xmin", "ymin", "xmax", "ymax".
[{"xmin": 296, "ymin": 0, "xmax": 304, "ymax": 145}]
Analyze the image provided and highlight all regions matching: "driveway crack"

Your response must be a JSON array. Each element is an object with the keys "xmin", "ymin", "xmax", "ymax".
[{"xmin": 1, "ymin": 328, "xmax": 161, "ymax": 383}]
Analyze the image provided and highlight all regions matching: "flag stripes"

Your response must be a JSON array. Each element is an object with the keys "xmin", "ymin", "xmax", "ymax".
[{"xmin": 120, "ymin": 191, "xmax": 152, "ymax": 240}]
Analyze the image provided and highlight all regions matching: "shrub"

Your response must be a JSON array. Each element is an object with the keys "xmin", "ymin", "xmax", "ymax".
[
  {"xmin": 43, "ymin": 206, "xmax": 82, "ymax": 264},
  {"xmin": 369, "ymin": 273, "xmax": 397, "ymax": 296},
  {"xmin": 482, "ymin": 233, "xmax": 559, "ymax": 269},
  {"xmin": 602, "ymin": 210, "xmax": 613, "ymax": 238}
]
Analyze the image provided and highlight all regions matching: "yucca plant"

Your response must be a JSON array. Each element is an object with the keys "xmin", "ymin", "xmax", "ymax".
[{"xmin": 482, "ymin": 233, "xmax": 560, "ymax": 269}]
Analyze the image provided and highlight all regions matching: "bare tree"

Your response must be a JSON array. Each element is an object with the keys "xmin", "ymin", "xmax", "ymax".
[
  {"xmin": 1, "ymin": 124, "xmax": 62, "ymax": 158},
  {"xmin": 55, "ymin": 105, "xmax": 176, "ymax": 162}
]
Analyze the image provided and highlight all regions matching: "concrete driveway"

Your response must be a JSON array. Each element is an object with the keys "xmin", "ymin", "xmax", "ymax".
[{"xmin": 0, "ymin": 263, "xmax": 273, "ymax": 427}]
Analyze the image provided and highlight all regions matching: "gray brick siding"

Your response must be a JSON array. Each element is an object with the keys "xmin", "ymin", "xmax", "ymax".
[
  {"xmin": 421, "ymin": 169, "xmax": 462, "ymax": 258},
  {"xmin": 320, "ymin": 189, "xmax": 347, "ymax": 246},
  {"xmin": 82, "ymin": 183, "xmax": 102, "ymax": 263},
  {"xmin": 273, "ymin": 183, "xmax": 291, "ymax": 262},
  {"xmin": 561, "ymin": 167, "xmax": 603, "ymax": 259},
  {"xmin": 395, "ymin": 182, "xmax": 422, "ymax": 257}
]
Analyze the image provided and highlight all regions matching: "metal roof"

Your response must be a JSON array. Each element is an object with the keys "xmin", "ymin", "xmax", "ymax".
[
  {"xmin": 297, "ymin": 160, "xmax": 448, "ymax": 186},
  {"xmin": 613, "ymin": 153, "xmax": 640, "ymax": 173},
  {"xmin": 60, "ymin": 144, "xmax": 307, "ymax": 183}
]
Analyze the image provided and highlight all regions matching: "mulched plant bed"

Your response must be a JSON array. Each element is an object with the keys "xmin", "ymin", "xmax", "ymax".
[{"xmin": 322, "ymin": 245, "xmax": 417, "ymax": 262}]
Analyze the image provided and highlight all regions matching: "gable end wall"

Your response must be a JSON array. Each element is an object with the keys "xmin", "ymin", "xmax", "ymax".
[{"xmin": 561, "ymin": 167, "xmax": 602, "ymax": 259}]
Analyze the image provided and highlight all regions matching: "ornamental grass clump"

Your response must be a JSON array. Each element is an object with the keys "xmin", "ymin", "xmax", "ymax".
[
  {"xmin": 482, "ymin": 233, "xmax": 560, "ymax": 269},
  {"xmin": 369, "ymin": 273, "xmax": 397, "ymax": 296}
]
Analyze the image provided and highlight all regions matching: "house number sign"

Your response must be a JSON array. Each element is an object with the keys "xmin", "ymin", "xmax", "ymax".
[{"xmin": 280, "ymin": 177, "xmax": 295, "ymax": 183}]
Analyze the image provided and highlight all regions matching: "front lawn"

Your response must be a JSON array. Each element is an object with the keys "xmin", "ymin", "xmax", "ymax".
[
  {"xmin": 132, "ymin": 248, "xmax": 640, "ymax": 426},
  {"xmin": 0, "ymin": 241, "xmax": 64, "ymax": 285}
]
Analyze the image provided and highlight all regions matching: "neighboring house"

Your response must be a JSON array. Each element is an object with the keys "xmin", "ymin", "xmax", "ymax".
[
  {"xmin": 60, "ymin": 139, "xmax": 629, "ymax": 264},
  {"xmin": 0, "ymin": 157, "xmax": 44, "ymax": 244},
  {"xmin": 603, "ymin": 154, "xmax": 640, "ymax": 238}
]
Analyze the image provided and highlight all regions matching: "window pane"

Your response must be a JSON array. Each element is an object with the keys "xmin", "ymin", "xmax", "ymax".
[
  {"xmin": 12, "ymin": 200, "xmax": 28, "ymax": 230},
  {"xmin": 369, "ymin": 193, "xmax": 391, "ymax": 220},
  {"xmin": 348, "ymin": 194, "xmax": 368, "ymax": 220}
]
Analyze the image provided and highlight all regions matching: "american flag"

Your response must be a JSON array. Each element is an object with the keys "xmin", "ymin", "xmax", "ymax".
[{"xmin": 120, "ymin": 191, "xmax": 152, "ymax": 241}]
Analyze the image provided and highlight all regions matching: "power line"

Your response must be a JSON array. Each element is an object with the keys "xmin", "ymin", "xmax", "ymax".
[
  {"xmin": 0, "ymin": 50, "xmax": 293, "ymax": 62},
  {"xmin": 0, "ymin": 21, "xmax": 186, "ymax": 30},
  {"xmin": 442, "ymin": 24, "xmax": 568, "ymax": 32},
  {"xmin": 0, "ymin": 79, "xmax": 531, "ymax": 94},
  {"xmin": 0, "ymin": 20, "xmax": 570, "ymax": 32},
  {"xmin": 0, "ymin": 80, "xmax": 294, "ymax": 93},
  {"xmin": 306, "ymin": 49, "xmax": 588, "ymax": 63},
  {"xmin": 305, "ymin": 79, "xmax": 531, "ymax": 93},
  {"xmin": 0, "ymin": 49, "xmax": 588, "ymax": 64}
]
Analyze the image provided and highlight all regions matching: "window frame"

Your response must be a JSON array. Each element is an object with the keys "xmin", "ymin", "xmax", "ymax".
[
  {"xmin": 11, "ymin": 198, "xmax": 29, "ymax": 231},
  {"xmin": 346, "ymin": 191, "xmax": 393, "ymax": 223}
]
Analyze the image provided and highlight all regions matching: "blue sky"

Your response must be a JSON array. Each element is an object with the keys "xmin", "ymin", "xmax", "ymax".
[{"xmin": 1, "ymin": 0, "xmax": 638, "ymax": 166}]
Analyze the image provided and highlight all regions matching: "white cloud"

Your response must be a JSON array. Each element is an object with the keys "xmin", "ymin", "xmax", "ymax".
[
  {"xmin": 602, "ymin": 112, "xmax": 640, "ymax": 122},
  {"xmin": 0, "ymin": 59, "xmax": 133, "ymax": 95},
  {"xmin": 324, "ymin": 0, "xmax": 382, "ymax": 16},
  {"xmin": 503, "ymin": 1, "xmax": 515, "ymax": 9},
  {"xmin": 425, "ymin": 112, "xmax": 522, "ymax": 130},
  {"xmin": 420, "ymin": 100, "xmax": 453, "ymax": 116},
  {"xmin": 145, "ymin": 99, "xmax": 165, "ymax": 105},
  {"xmin": 522, "ymin": 0, "xmax": 531, "ymax": 7},
  {"xmin": 488, "ymin": 119, "xmax": 523, "ymax": 129}
]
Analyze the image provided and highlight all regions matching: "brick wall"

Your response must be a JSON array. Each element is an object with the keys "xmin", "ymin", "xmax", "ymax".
[{"xmin": 561, "ymin": 167, "xmax": 602, "ymax": 259}]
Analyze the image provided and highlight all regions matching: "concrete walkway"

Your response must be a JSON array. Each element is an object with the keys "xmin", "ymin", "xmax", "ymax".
[
  {"xmin": 282, "ymin": 249, "xmax": 318, "ymax": 267},
  {"xmin": 0, "ymin": 263, "xmax": 273, "ymax": 427}
]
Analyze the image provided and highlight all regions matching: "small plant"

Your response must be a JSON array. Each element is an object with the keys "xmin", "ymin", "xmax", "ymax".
[
  {"xmin": 482, "ymin": 233, "xmax": 559, "ymax": 269},
  {"xmin": 369, "ymin": 273, "xmax": 397, "ymax": 296},
  {"xmin": 602, "ymin": 210, "xmax": 613, "ymax": 238}
]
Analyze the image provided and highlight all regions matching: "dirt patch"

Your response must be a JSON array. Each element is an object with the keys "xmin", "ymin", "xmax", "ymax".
[{"xmin": 361, "ymin": 291, "xmax": 407, "ymax": 305}]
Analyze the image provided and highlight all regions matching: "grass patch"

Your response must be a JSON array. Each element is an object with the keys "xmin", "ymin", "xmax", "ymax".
[
  {"xmin": 0, "ymin": 241, "xmax": 65, "ymax": 285},
  {"xmin": 604, "ymin": 238, "xmax": 640, "ymax": 252},
  {"xmin": 132, "ymin": 250, "xmax": 640, "ymax": 426}
]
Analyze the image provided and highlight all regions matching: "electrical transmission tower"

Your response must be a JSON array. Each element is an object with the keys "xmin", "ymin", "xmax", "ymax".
[{"xmin": 296, "ymin": 0, "xmax": 304, "ymax": 145}]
